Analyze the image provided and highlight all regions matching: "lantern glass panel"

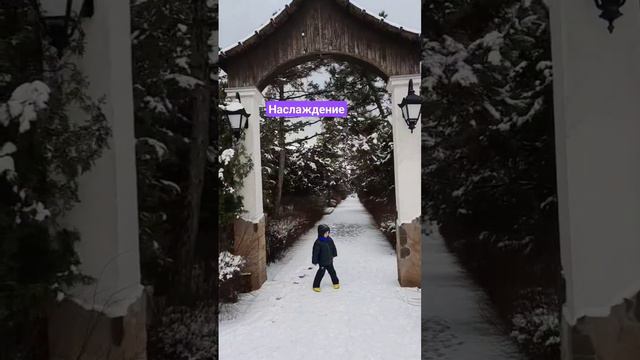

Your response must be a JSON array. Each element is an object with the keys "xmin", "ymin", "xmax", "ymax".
[
  {"xmin": 228, "ymin": 113, "xmax": 242, "ymax": 130},
  {"xmin": 40, "ymin": 0, "xmax": 69, "ymax": 17},
  {"xmin": 407, "ymin": 103, "xmax": 421, "ymax": 120},
  {"xmin": 43, "ymin": 16, "xmax": 66, "ymax": 30},
  {"xmin": 401, "ymin": 104, "xmax": 409, "ymax": 121},
  {"xmin": 41, "ymin": 0, "xmax": 86, "ymax": 17}
]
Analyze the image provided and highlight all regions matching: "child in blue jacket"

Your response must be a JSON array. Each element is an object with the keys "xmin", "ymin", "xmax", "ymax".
[{"xmin": 311, "ymin": 224, "xmax": 340, "ymax": 292}]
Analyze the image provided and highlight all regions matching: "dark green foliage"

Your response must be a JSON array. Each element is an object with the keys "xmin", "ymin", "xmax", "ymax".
[
  {"xmin": 321, "ymin": 61, "xmax": 395, "ymax": 217},
  {"xmin": 258, "ymin": 59, "xmax": 395, "ymax": 267},
  {"xmin": 147, "ymin": 303, "xmax": 218, "ymax": 360},
  {"xmin": 422, "ymin": 0, "xmax": 560, "ymax": 357},
  {"xmin": 265, "ymin": 195, "xmax": 326, "ymax": 264},
  {"xmin": 259, "ymin": 59, "xmax": 394, "ymax": 214},
  {"xmin": 216, "ymin": 86, "xmax": 253, "ymax": 251},
  {"xmin": 131, "ymin": 0, "xmax": 223, "ymax": 301},
  {"xmin": 0, "ymin": 2, "xmax": 108, "ymax": 357},
  {"xmin": 131, "ymin": 0, "xmax": 196, "ymax": 293}
]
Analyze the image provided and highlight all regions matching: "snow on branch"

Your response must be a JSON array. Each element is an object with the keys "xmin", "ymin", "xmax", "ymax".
[
  {"xmin": 164, "ymin": 73, "xmax": 204, "ymax": 89},
  {"xmin": 1, "ymin": 80, "xmax": 50, "ymax": 132},
  {"xmin": 218, "ymin": 251, "xmax": 245, "ymax": 282}
]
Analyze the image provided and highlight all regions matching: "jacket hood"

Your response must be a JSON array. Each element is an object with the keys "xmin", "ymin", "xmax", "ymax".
[{"xmin": 317, "ymin": 224, "xmax": 330, "ymax": 238}]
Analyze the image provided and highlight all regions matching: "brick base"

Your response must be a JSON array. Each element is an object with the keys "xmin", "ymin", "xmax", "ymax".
[
  {"xmin": 564, "ymin": 289, "xmax": 640, "ymax": 360},
  {"xmin": 48, "ymin": 292, "xmax": 146, "ymax": 360},
  {"xmin": 234, "ymin": 216, "xmax": 267, "ymax": 292},
  {"xmin": 396, "ymin": 218, "xmax": 421, "ymax": 287}
]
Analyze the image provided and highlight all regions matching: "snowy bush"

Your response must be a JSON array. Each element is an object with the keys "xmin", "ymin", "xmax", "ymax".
[
  {"xmin": 268, "ymin": 217, "xmax": 304, "ymax": 241},
  {"xmin": 219, "ymin": 148, "xmax": 235, "ymax": 165},
  {"xmin": 218, "ymin": 251, "xmax": 246, "ymax": 303},
  {"xmin": 1, "ymin": 80, "xmax": 50, "ymax": 133},
  {"xmin": 266, "ymin": 216, "xmax": 307, "ymax": 262},
  {"xmin": 509, "ymin": 288, "xmax": 560, "ymax": 358},
  {"xmin": 218, "ymin": 251, "xmax": 245, "ymax": 282},
  {"xmin": 378, "ymin": 215, "xmax": 398, "ymax": 248},
  {"xmin": 379, "ymin": 218, "xmax": 397, "ymax": 234},
  {"xmin": 511, "ymin": 309, "xmax": 559, "ymax": 347},
  {"xmin": 217, "ymin": 145, "xmax": 251, "ymax": 198},
  {"xmin": 148, "ymin": 304, "xmax": 217, "ymax": 360}
]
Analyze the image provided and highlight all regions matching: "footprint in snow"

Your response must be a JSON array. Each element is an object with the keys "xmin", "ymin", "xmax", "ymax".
[{"xmin": 422, "ymin": 317, "xmax": 463, "ymax": 359}]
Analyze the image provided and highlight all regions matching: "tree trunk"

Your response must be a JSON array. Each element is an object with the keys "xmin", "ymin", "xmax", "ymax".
[
  {"xmin": 177, "ymin": 0, "xmax": 211, "ymax": 301},
  {"xmin": 362, "ymin": 71, "xmax": 387, "ymax": 118},
  {"xmin": 274, "ymin": 84, "xmax": 286, "ymax": 217}
]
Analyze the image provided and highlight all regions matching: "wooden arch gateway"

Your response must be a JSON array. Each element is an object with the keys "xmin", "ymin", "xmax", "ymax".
[
  {"xmin": 220, "ymin": 0, "xmax": 422, "ymax": 290},
  {"xmin": 219, "ymin": 0, "xmax": 420, "ymax": 90}
]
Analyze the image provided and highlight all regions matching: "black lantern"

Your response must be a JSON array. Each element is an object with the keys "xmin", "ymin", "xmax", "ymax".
[
  {"xmin": 39, "ymin": 0, "xmax": 94, "ymax": 55},
  {"xmin": 594, "ymin": 0, "xmax": 626, "ymax": 33},
  {"xmin": 221, "ymin": 93, "xmax": 250, "ymax": 140},
  {"xmin": 397, "ymin": 79, "xmax": 423, "ymax": 133}
]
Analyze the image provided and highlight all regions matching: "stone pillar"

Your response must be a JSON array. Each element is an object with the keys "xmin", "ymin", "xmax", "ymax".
[
  {"xmin": 549, "ymin": 0, "xmax": 640, "ymax": 358},
  {"xmin": 227, "ymin": 86, "xmax": 267, "ymax": 291},
  {"xmin": 234, "ymin": 217, "xmax": 266, "ymax": 291},
  {"xmin": 387, "ymin": 74, "xmax": 421, "ymax": 288},
  {"xmin": 47, "ymin": 0, "xmax": 145, "ymax": 359}
]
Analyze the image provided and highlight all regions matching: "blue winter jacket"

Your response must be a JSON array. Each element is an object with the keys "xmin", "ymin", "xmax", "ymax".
[{"xmin": 312, "ymin": 237, "xmax": 337, "ymax": 266}]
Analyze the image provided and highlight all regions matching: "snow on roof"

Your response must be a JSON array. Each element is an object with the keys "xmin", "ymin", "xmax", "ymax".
[
  {"xmin": 219, "ymin": 101, "xmax": 245, "ymax": 111},
  {"xmin": 219, "ymin": 0, "xmax": 419, "ymax": 56},
  {"xmin": 220, "ymin": 6, "xmax": 282, "ymax": 53},
  {"xmin": 349, "ymin": 0, "xmax": 420, "ymax": 34}
]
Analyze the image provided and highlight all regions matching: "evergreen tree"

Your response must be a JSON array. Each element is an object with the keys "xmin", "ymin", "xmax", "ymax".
[
  {"xmin": 322, "ymin": 62, "xmax": 394, "ymax": 205},
  {"xmin": 131, "ymin": 0, "xmax": 218, "ymax": 301},
  {"xmin": 422, "ymin": 0, "xmax": 560, "ymax": 357},
  {"xmin": 0, "ymin": 2, "xmax": 109, "ymax": 357},
  {"xmin": 262, "ymin": 61, "xmax": 326, "ymax": 216}
]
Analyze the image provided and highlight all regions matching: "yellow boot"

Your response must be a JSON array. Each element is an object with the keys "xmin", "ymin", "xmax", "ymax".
[
  {"xmin": 333, "ymin": 284, "xmax": 340, "ymax": 289},
  {"xmin": 313, "ymin": 287, "xmax": 321, "ymax": 292}
]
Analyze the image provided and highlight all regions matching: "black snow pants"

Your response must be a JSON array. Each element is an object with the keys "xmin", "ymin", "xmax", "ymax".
[{"xmin": 313, "ymin": 264, "xmax": 339, "ymax": 288}]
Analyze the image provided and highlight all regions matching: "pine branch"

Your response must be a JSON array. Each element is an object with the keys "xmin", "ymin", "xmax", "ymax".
[{"xmin": 285, "ymin": 133, "xmax": 320, "ymax": 146}]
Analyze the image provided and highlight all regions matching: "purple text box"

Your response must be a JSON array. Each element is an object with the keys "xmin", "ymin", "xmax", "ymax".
[{"xmin": 264, "ymin": 100, "xmax": 348, "ymax": 118}]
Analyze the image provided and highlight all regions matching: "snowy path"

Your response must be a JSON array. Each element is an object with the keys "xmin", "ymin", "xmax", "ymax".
[
  {"xmin": 422, "ymin": 226, "xmax": 523, "ymax": 359},
  {"xmin": 219, "ymin": 195, "xmax": 421, "ymax": 360}
]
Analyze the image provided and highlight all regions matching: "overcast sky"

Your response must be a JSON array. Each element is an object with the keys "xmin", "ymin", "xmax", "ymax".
[{"xmin": 219, "ymin": 0, "xmax": 420, "ymax": 50}]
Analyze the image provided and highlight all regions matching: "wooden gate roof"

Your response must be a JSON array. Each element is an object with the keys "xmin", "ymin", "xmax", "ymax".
[{"xmin": 219, "ymin": 0, "xmax": 421, "ymax": 90}]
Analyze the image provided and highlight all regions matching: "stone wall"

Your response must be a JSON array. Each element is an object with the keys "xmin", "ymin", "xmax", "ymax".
[
  {"xmin": 565, "ymin": 289, "xmax": 640, "ymax": 360},
  {"xmin": 396, "ymin": 217, "xmax": 421, "ymax": 287},
  {"xmin": 234, "ymin": 216, "xmax": 267, "ymax": 291},
  {"xmin": 48, "ymin": 293, "xmax": 146, "ymax": 360}
]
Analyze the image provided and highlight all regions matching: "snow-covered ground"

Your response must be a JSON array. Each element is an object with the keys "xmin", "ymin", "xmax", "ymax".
[
  {"xmin": 219, "ymin": 194, "xmax": 421, "ymax": 360},
  {"xmin": 422, "ymin": 225, "xmax": 523, "ymax": 359}
]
